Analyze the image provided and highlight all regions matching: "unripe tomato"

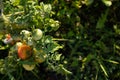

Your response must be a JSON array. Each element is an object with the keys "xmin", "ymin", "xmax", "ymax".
[
  {"xmin": 20, "ymin": 30, "xmax": 31, "ymax": 39},
  {"xmin": 33, "ymin": 49, "xmax": 46, "ymax": 63},
  {"xmin": 18, "ymin": 45, "xmax": 32, "ymax": 60},
  {"xmin": 32, "ymin": 29, "xmax": 43, "ymax": 40},
  {"xmin": 22, "ymin": 64, "xmax": 35, "ymax": 71}
]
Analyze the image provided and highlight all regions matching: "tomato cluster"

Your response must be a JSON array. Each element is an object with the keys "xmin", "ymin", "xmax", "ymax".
[{"xmin": 3, "ymin": 29, "xmax": 45, "ymax": 71}]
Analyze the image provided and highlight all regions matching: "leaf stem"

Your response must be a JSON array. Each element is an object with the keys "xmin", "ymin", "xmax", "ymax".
[{"xmin": 52, "ymin": 38, "xmax": 74, "ymax": 42}]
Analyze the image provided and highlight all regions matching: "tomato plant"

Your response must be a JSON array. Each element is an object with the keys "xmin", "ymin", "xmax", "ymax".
[
  {"xmin": 0, "ymin": 0, "xmax": 71, "ymax": 80},
  {"xmin": 0, "ymin": 0, "xmax": 120, "ymax": 80}
]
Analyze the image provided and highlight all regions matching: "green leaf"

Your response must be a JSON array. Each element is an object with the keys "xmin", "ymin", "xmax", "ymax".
[
  {"xmin": 82, "ymin": 54, "xmax": 95, "ymax": 63},
  {"xmin": 0, "ymin": 45, "xmax": 9, "ymax": 50},
  {"xmin": 115, "ymin": 44, "xmax": 120, "ymax": 50},
  {"xmin": 57, "ymin": 64, "xmax": 72, "ymax": 75},
  {"xmin": 47, "ymin": 19, "xmax": 60, "ymax": 32},
  {"xmin": 113, "ymin": 25, "xmax": 120, "ymax": 34},
  {"xmin": 85, "ymin": 0, "xmax": 94, "ymax": 6},
  {"xmin": 55, "ymin": 54, "xmax": 62, "ymax": 61},
  {"xmin": 102, "ymin": 0, "xmax": 112, "ymax": 7},
  {"xmin": 51, "ymin": 43, "xmax": 63, "ymax": 53},
  {"xmin": 44, "ymin": 35, "xmax": 53, "ymax": 43},
  {"xmin": 95, "ymin": 41, "xmax": 109, "ymax": 53},
  {"xmin": 44, "ymin": 4, "xmax": 52, "ymax": 13},
  {"xmin": 96, "ymin": 9, "xmax": 108, "ymax": 29},
  {"xmin": 19, "ymin": 0, "xmax": 28, "ymax": 6},
  {"xmin": 10, "ymin": 0, "xmax": 20, "ymax": 6},
  {"xmin": 46, "ymin": 42, "xmax": 63, "ymax": 53}
]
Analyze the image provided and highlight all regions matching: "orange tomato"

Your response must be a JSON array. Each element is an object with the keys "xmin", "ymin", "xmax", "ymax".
[{"xmin": 18, "ymin": 45, "xmax": 32, "ymax": 60}]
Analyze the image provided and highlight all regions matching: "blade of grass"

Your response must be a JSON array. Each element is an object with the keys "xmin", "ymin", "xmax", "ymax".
[{"xmin": 98, "ymin": 61, "xmax": 108, "ymax": 77}]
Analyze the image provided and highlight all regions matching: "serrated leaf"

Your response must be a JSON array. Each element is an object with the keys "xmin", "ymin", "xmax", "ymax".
[
  {"xmin": 46, "ymin": 42, "xmax": 63, "ymax": 53},
  {"xmin": 51, "ymin": 44, "xmax": 63, "ymax": 53}
]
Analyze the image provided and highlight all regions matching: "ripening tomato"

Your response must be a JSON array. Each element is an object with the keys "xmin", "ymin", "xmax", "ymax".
[{"xmin": 18, "ymin": 45, "xmax": 32, "ymax": 60}]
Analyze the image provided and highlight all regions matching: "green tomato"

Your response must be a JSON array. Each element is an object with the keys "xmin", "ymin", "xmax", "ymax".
[
  {"xmin": 32, "ymin": 29, "xmax": 43, "ymax": 40},
  {"xmin": 20, "ymin": 30, "xmax": 31, "ymax": 39}
]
